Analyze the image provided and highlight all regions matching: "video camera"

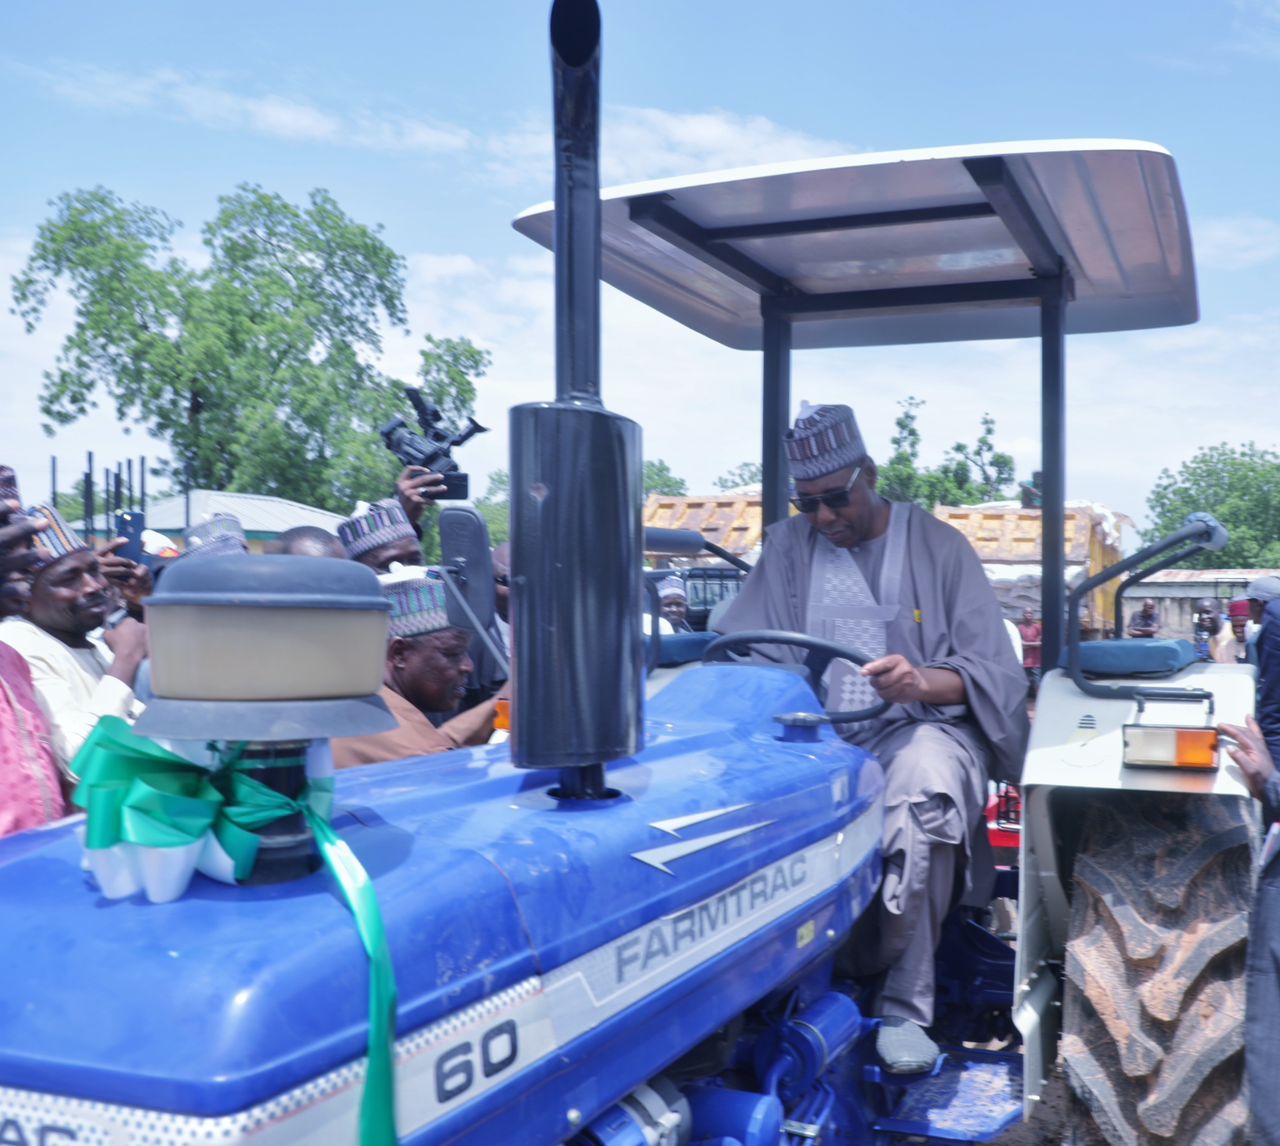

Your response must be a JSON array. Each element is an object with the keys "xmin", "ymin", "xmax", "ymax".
[{"xmin": 379, "ymin": 387, "xmax": 487, "ymax": 500}]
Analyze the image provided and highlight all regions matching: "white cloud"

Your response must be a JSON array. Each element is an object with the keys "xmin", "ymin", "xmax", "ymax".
[
  {"xmin": 1194, "ymin": 216, "xmax": 1280, "ymax": 270},
  {"xmin": 20, "ymin": 58, "xmax": 845, "ymax": 187},
  {"xmin": 15, "ymin": 61, "xmax": 470, "ymax": 154},
  {"xmin": 487, "ymin": 106, "xmax": 852, "ymax": 188},
  {"xmin": 604, "ymin": 106, "xmax": 851, "ymax": 184}
]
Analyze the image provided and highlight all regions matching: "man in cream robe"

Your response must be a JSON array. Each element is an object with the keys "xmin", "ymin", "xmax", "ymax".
[{"xmin": 718, "ymin": 402, "xmax": 1029, "ymax": 1073}]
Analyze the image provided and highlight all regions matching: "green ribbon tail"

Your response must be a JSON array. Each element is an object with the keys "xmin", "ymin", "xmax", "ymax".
[
  {"xmin": 305, "ymin": 807, "xmax": 399, "ymax": 1146},
  {"xmin": 71, "ymin": 728, "xmax": 398, "ymax": 1145}
]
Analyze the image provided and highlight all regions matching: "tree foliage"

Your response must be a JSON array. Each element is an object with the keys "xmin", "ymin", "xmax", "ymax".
[
  {"xmin": 713, "ymin": 462, "xmax": 763, "ymax": 491},
  {"xmin": 12, "ymin": 185, "xmax": 488, "ymax": 515},
  {"xmin": 643, "ymin": 459, "xmax": 688, "ymax": 497},
  {"xmin": 474, "ymin": 468, "xmax": 510, "ymax": 547},
  {"xmin": 51, "ymin": 478, "xmax": 91, "ymax": 524},
  {"xmin": 876, "ymin": 396, "xmax": 1016, "ymax": 509},
  {"xmin": 416, "ymin": 335, "xmax": 490, "ymax": 431},
  {"xmin": 1142, "ymin": 442, "xmax": 1280, "ymax": 568}
]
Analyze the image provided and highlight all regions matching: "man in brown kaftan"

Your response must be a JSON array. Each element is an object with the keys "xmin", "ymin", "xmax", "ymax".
[{"xmin": 717, "ymin": 402, "xmax": 1029, "ymax": 1074}]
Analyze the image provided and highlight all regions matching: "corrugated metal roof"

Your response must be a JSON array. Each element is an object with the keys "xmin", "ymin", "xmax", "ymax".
[
  {"xmin": 71, "ymin": 490, "xmax": 346, "ymax": 536},
  {"xmin": 1144, "ymin": 569, "xmax": 1277, "ymax": 584}
]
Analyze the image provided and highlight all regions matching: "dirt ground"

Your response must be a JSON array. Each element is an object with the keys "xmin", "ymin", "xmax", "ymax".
[{"xmin": 990, "ymin": 1062, "xmax": 1073, "ymax": 1145}]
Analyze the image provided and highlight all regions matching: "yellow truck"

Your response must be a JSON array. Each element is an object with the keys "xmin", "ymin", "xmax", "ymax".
[{"xmin": 933, "ymin": 502, "xmax": 1128, "ymax": 639}]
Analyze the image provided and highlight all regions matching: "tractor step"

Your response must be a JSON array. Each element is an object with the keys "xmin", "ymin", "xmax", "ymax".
[{"xmin": 869, "ymin": 1048, "xmax": 1022, "ymax": 1142}]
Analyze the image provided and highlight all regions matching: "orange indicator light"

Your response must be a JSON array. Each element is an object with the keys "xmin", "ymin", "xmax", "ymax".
[
  {"xmin": 1174, "ymin": 729, "xmax": 1217, "ymax": 767},
  {"xmin": 1123, "ymin": 725, "xmax": 1219, "ymax": 770}
]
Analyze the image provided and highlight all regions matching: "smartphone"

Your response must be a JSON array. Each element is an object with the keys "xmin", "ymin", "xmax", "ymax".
[
  {"xmin": 439, "ymin": 471, "xmax": 470, "ymax": 500},
  {"xmin": 114, "ymin": 511, "xmax": 146, "ymax": 563}
]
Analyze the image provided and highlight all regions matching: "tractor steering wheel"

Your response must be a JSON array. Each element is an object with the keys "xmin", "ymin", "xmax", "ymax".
[{"xmin": 702, "ymin": 629, "xmax": 892, "ymax": 724}]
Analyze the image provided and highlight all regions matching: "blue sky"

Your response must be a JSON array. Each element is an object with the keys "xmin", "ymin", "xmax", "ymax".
[{"xmin": 2, "ymin": 0, "xmax": 1278, "ymax": 534}]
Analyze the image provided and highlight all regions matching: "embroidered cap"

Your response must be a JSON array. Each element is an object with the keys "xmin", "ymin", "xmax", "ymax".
[
  {"xmin": 379, "ymin": 567, "xmax": 452, "ymax": 638},
  {"xmin": 784, "ymin": 401, "xmax": 866, "ymax": 480},
  {"xmin": 1227, "ymin": 597, "xmax": 1251, "ymax": 619},
  {"xmin": 181, "ymin": 513, "xmax": 249, "ymax": 560},
  {"xmin": 26, "ymin": 504, "xmax": 89, "ymax": 569},
  {"xmin": 339, "ymin": 499, "xmax": 416, "ymax": 560},
  {"xmin": 657, "ymin": 576, "xmax": 686, "ymax": 601}
]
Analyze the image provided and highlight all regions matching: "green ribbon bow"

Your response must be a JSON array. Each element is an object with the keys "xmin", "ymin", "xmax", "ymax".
[{"xmin": 70, "ymin": 718, "xmax": 398, "ymax": 1146}]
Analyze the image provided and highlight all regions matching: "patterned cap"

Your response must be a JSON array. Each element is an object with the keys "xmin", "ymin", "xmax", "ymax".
[
  {"xmin": 1246, "ymin": 575, "xmax": 1280, "ymax": 603},
  {"xmin": 182, "ymin": 513, "xmax": 249, "ymax": 560},
  {"xmin": 339, "ymin": 499, "xmax": 416, "ymax": 560},
  {"xmin": 658, "ymin": 576, "xmax": 686, "ymax": 601},
  {"xmin": 380, "ymin": 568, "xmax": 452, "ymax": 638},
  {"xmin": 26, "ymin": 504, "xmax": 89, "ymax": 569},
  {"xmin": 784, "ymin": 401, "xmax": 865, "ymax": 480}
]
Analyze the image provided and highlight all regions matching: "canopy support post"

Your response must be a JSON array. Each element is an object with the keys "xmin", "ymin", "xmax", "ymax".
[
  {"xmin": 1040, "ymin": 277, "xmax": 1067, "ymax": 668},
  {"xmin": 761, "ymin": 302, "xmax": 792, "ymax": 528}
]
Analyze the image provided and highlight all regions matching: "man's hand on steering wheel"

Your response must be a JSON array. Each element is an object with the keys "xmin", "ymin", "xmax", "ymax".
[
  {"xmin": 702, "ymin": 628, "xmax": 893, "ymax": 723},
  {"xmin": 863, "ymin": 655, "xmax": 966, "ymax": 707},
  {"xmin": 861, "ymin": 655, "xmax": 926, "ymax": 704}
]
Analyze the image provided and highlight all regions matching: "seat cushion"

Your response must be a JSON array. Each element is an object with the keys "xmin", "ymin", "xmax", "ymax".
[{"xmin": 1059, "ymin": 638, "xmax": 1198, "ymax": 677}]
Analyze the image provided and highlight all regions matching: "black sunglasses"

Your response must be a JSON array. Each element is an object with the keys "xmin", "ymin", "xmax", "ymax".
[
  {"xmin": 790, "ymin": 465, "xmax": 862, "ymax": 515},
  {"xmin": 494, "ymin": 574, "xmax": 510, "ymax": 587}
]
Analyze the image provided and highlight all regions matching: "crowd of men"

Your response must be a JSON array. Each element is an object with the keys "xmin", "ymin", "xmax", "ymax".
[
  {"xmin": 2, "ymin": 401, "xmax": 1279, "ymax": 1085},
  {"xmin": 0, "ymin": 464, "xmax": 507, "ymax": 840}
]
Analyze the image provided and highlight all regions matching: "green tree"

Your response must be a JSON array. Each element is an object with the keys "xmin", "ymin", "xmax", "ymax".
[
  {"xmin": 51, "ymin": 478, "xmax": 91, "ymax": 525},
  {"xmin": 474, "ymin": 468, "xmax": 510, "ymax": 547},
  {"xmin": 713, "ymin": 462, "xmax": 763, "ymax": 491},
  {"xmin": 416, "ymin": 335, "xmax": 491, "ymax": 431},
  {"xmin": 948, "ymin": 413, "xmax": 1015, "ymax": 503},
  {"xmin": 875, "ymin": 396, "xmax": 1017, "ymax": 510},
  {"xmin": 877, "ymin": 396, "xmax": 927, "ymax": 503},
  {"xmin": 643, "ymin": 459, "xmax": 688, "ymax": 496},
  {"xmin": 11, "ymin": 184, "xmax": 452, "ymax": 513},
  {"xmin": 1142, "ymin": 442, "xmax": 1280, "ymax": 568}
]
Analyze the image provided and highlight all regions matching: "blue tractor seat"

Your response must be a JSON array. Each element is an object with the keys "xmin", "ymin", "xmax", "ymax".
[{"xmin": 1058, "ymin": 638, "xmax": 1198, "ymax": 678}]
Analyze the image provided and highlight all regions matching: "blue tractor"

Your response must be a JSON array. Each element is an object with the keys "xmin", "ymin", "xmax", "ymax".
[{"xmin": 0, "ymin": 3, "xmax": 1243, "ymax": 1144}]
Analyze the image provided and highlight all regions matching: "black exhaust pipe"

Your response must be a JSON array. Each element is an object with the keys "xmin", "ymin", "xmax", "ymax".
[{"xmin": 509, "ymin": 0, "xmax": 644, "ymax": 796}]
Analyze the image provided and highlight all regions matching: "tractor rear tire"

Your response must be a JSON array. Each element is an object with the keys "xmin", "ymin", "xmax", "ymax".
[{"xmin": 1061, "ymin": 791, "xmax": 1255, "ymax": 1145}]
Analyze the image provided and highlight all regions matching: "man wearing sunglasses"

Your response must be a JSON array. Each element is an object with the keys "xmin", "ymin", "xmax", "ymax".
[{"xmin": 718, "ymin": 402, "xmax": 1028, "ymax": 1075}]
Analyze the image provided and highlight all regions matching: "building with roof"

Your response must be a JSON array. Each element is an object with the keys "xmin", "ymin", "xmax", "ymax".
[{"xmin": 71, "ymin": 490, "xmax": 346, "ymax": 552}]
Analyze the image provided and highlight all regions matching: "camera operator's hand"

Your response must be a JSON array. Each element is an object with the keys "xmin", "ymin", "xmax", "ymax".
[
  {"xmin": 98, "ymin": 537, "xmax": 154, "ymax": 616},
  {"xmin": 397, "ymin": 466, "xmax": 448, "ymax": 523}
]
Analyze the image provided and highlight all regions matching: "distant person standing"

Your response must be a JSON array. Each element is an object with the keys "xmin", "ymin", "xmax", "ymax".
[
  {"xmin": 1214, "ymin": 599, "xmax": 1252, "ymax": 665},
  {"xmin": 1193, "ymin": 598, "xmax": 1222, "ymax": 662},
  {"xmin": 1016, "ymin": 607, "xmax": 1042, "ymax": 694},
  {"xmin": 1127, "ymin": 597, "xmax": 1161, "ymax": 639}
]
